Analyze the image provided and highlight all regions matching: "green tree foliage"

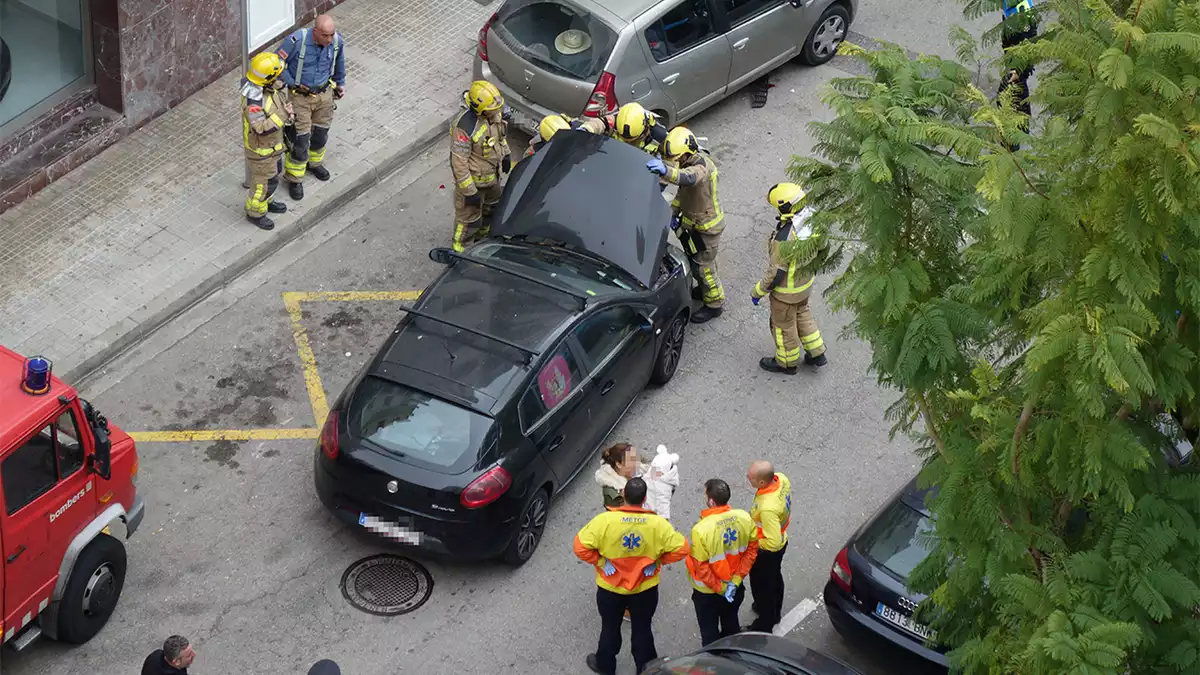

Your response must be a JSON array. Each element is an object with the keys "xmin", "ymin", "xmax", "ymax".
[{"xmin": 788, "ymin": 1, "xmax": 1200, "ymax": 672}]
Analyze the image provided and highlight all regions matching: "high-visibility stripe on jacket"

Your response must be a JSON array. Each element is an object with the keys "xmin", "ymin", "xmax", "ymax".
[
  {"xmin": 573, "ymin": 504, "xmax": 690, "ymax": 595},
  {"xmin": 663, "ymin": 153, "xmax": 723, "ymax": 235},
  {"xmin": 685, "ymin": 505, "xmax": 759, "ymax": 594},
  {"xmin": 751, "ymin": 473, "xmax": 792, "ymax": 552},
  {"xmin": 242, "ymin": 89, "xmax": 287, "ymax": 156}
]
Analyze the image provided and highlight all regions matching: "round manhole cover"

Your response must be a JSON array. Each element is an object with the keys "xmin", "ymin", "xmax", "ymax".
[{"xmin": 340, "ymin": 554, "xmax": 433, "ymax": 616}]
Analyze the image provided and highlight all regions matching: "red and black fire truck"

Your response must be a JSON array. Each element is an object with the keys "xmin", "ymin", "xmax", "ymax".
[{"xmin": 0, "ymin": 346, "xmax": 144, "ymax": 653}]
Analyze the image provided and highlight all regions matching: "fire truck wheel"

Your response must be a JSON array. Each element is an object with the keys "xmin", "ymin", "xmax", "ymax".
[{"xmin": 57, "ymin": 532, "xmax": 127, "ymax": 644}]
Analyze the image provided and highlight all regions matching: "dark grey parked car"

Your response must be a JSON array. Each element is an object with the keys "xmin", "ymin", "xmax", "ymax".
[{"xmin": 644, "ymin": 632, "xmax": 865, "ymax": 674}]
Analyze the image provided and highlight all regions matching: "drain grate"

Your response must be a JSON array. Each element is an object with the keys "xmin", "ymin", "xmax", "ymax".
[{"xmin": 340, "ymin": 554, "xmax": 434, "ymax": 616}]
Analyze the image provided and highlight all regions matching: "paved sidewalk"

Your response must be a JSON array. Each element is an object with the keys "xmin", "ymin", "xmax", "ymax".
[{"xmin": 0, "ymin": 0, "xmax": 497, "ymax": 381}]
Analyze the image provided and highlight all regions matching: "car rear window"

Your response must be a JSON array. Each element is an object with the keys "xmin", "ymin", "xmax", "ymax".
[
  {"xmin": 349, "ymin": 376, "xmax": 493, "ymax": 469},
  {"xmin": 856, "ymin": 499, "xmax": 936, "ymax": 581},
  {"xmin": 493, "ymin": 0, "xmax": 619, "ymax": 80}
]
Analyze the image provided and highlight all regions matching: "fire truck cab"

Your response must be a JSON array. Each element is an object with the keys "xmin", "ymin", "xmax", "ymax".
[{"xmin": 0, "ymin": 346, "xmax": 144, "ymax": 652}]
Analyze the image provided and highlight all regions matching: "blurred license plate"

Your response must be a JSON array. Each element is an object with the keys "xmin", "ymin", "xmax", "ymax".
[
  {"xmin": 876, "ymin": 602, "xmax": 935, "ymax": 641},
  {"xmin": 358, "ymin": 512, "xmax": 421, "ymax": 545}
]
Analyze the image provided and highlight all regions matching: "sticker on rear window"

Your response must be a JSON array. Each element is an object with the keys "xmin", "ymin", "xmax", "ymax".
[{"xmin": 538, "ymin": 354, "xmax": 573, "ymax": 407}]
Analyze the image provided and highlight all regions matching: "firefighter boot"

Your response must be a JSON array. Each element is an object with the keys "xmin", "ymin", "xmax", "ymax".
[
  {"xmin": 805, "ymin": 352, "xmax": 828, "ymax": 367},
  {"xmin": 691, "ymin": 285, "xmax": 704, "ymax": 301},
  {"xmin": 267, "ymin": 201, "xmax": 288, "ymax": 214},
  {"xmin": 309, "ymin": 165, "xmax": 331, "ymax": 181},
  {"xmin": 289, "ymin": 181, "xmax": 304, "ymax": 200},
  {"xmin": 759, "ymin": 357, "xmax": 797, "ymax": 375},
  {"xmin": 247, "ymin": 214, "xmax": 275, "ymax": 231},
  {"xmin": 691, "ymin": 306, "xmax": 723, "ymax": 324}
]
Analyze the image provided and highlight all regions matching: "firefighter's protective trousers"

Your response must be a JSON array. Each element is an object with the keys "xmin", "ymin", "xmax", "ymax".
[
  {"xmin": 663, "ymin": 154, "xmax": 725, "ymax": 308},
  {"xmin": 449, "ymin": 107, "xmax": 509, "ymax": 252},
  {"xmin": 242, "ymin": 86, "xmax": 289, "ymax": 218}
]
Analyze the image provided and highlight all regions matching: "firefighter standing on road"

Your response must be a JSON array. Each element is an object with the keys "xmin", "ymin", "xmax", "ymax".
[
  {"xmin": 524, "ymin": 113, "xmax": 611, "ymax": 159},
  {"xmin": 277, "ymin": 14, "xmax": 346, "ymax": 201},
  {"xmin": 449, "ymin": 81, "xmax": 512, "ymax": 252},
  {"xmin": 574, "ymin": 477, "xmax": 690, "ymax": 675},
  {"xmin": 752, "ymin": 183, "xmax": 829, "ymax": 373},
  {"xmin": 686, "ymin": 478, "xmax": 759, "ymax": 646},
  {"xmin": 240, "ymin": 52, "xmax": 291, "ymax": 231},
  {"xmin": 647, "ymin": 127, "xmax": 726, "ymax": 323},
  {"xmin": 746, "ymin": 460, "xmax": 792, "ymax": 633}
]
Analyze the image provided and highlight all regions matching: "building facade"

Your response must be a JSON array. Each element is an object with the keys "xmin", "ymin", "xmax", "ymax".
[{"xmin": 0, "ymin": 0, "xmax": 344, "ymax": 213}]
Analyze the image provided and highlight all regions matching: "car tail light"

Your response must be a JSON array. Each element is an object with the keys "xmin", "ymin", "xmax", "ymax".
[
  {"xmin": 583, "ymin": 71, "xmax": 618, "ymax": 117},
  {"xmin": 320, "ymin": 411, "xmax": 339, "ymax": 461},
  {"xmin": 477, "ymin": 12, "xmax": 498, "ymax": 61},
  {"xmin": 831, "ymin": 546, "xmax": 853, "ymax": 593},
  {"xmin": 461, "ymin": 465, "xmax": 512, "ymax": 508}
]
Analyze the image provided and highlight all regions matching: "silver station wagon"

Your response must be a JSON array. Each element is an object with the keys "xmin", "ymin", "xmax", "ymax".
[{"xmin": 472, "ymin": 0, "xmax": 858, "ymax": 132}]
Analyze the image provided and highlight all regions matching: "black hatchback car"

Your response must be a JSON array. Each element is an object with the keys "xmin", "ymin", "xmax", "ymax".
[
  {"xmin": 313, "ymin": 131, "xmax": 692, "ymax": 566},
  {"xmin": 824, "ymin": 477, "xmax": 948, "ymax": 668},
  {"xmin": 644, "ymin": 633, "xmax": 863, "ymax": 675}
]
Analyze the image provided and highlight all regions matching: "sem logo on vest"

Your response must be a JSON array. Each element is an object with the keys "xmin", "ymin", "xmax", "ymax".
[{"xmin": 49, "ymin": 487, "xmax": 87, "ymax": 523}]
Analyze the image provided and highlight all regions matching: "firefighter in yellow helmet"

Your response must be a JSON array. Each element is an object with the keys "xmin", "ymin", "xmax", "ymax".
[
  {"xmin": 751, "ymin": 183, "xmax": 829, "ymax": 373},
  {"xmin": 240, "ymin": 51, "xmax": 293, "ymax": 231},
  {"xmin": 607, "ymin": 102, "xmax": 667, "ymax": 154},
  {"xmin": 647, "ymin": 127, "xmax": 725, "ymax": 323},
  {"xmin": 523, "ymin": 113, "xmax": 611, "ymax": 159},
  {"xmin": 448, "ymin": 80, "xmax": 512, "ymax": 252}
]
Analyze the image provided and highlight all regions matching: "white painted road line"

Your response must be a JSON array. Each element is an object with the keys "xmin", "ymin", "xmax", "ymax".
[{"xmin": 775, "ymin": 595, "xmax": 822, "ymax": 636}]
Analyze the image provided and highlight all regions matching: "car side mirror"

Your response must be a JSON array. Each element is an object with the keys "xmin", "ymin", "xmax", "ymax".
[
  {"xmin": 91, "ymin": 419, "xmax": 112, "ymax": 481},
  {"xmin": 638, "ymin": 313, "xmax": 654, "ymax": 332},
  {"xmin": 429, "ymin": 247, "xmax": 454, "ymax": 264}
]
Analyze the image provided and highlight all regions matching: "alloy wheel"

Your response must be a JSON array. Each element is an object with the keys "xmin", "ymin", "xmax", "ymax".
[
  {"xmin": 813, "ymin": 16, "xmax": 847, "ymax": 59},
  {"xmin": 662, "ymin": 317, "xmax": 685, "ymax": 379},
  {"xmin": 516, "ymin": 494, "xmax": 548, "ymax": 560}
]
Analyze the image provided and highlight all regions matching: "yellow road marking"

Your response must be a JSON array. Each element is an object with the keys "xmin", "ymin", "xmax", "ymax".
[
  {"xmin": 134, "ymin": 289, "xmax": 423, "ymax": 442},
  {"xmin": 130, "ymin": 428, "xmax": 321, "ymax": 442}
]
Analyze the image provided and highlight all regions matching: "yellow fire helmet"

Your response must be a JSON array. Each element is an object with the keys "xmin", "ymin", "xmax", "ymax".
[
  {"xmin": 767, "ymin": 182, "xmax": 807, "ymax": 216},
  {"xmin": 465, "ymin": 80, "xmax": 505, "ymax": 113},
  {"xmin": 614, "ymin": 102, "xmax": 651, "ymax": 141},
  {"xmin": 538, "ymin": 114, "xmax": 573, "ymax": 142},
  {"xmin": 661, "ymin": 127, "xmax": 699, "ymax": 160},
  {"xmin": 246, "ymin": 52, "xmax": 285, "ymax": 87}
]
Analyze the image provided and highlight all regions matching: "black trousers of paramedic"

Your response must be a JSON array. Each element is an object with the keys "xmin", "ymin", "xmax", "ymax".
[
  {"xmin": 692, "ymin": 584, "xmax": 745, "ymax": 646},
  {"xmin": 749, "ymin": 542, "xmax": 788, "ymax": 631},
  {"xmin": 596, "ymin": 586, "xmax": 659, "ymax": 674}
]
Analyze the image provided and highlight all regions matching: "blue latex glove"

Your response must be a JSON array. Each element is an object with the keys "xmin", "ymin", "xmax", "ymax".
[
  {"xmin": 723, "ymin": 582, "xmax": 737, "ymax": 603},
  {"xmin": 670, "ymin": 215, "xmax": 681, "ymax": 231},
  {"xmin": 643, "ymin": 561, "xmax": 658, "ymax": 577},
  {"xmin": 751, "ymin": 295, "xmax": 760, "ymax": 306},
  {"xmin": 601, "ymin": 560, "xmax": 616, "ymax": 576},
  {"xmin": 646, "ymin": 158, "xmax": 668, "ymax": 176}
]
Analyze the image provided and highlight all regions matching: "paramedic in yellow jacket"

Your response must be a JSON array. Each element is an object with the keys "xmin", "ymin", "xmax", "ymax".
[
  {"xmin": 646, "ymin": 127, "xmax": 726, "ymax": 323},
  {"xmin": 449, "ymin": 81, "xmax": 511, "ymax": 252},
  {"xmin": 574, "ymin": 477, "xmax": 689, "ymax": 675},
  {"xmin": 523, "ymin": 113, "xmax": 611, "ymax": 159},
  {"xmin": 746, "ymin": 460, "xmax": 793, "ymax": 632},
  {"xmin": 751, "ymin": 182, "xmax": 829, "ymax": 374},
  {"xmin": 686, "ymin": 478, "xmax": 760, "ymax": 646}
]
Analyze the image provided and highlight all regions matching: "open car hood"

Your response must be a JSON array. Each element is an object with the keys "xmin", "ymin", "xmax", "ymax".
[{"xmin": 490, "ymin": 130, "xmax": 672, "ymax": 289}]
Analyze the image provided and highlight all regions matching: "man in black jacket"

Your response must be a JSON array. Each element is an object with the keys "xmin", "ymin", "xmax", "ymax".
[{"xmin": 141, "ymin": 635, "xmax": 196, "ymax": 675}]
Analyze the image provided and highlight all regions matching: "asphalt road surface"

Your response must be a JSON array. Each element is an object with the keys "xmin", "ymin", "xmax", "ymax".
[{"xmin": 7, "ymin": 10, "xmax": 993, "ymax": 673}]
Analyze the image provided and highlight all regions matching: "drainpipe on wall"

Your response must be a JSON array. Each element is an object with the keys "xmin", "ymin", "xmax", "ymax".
[{"xmin": 242, "ymin": 0, "xmax": 251, "ymax": 188}]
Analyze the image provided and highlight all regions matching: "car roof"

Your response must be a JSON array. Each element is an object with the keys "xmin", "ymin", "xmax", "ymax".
[
  {"xmin": 897, "ymin": 475, "xmax": 937, "ymax": 518},
  {"xmin": 490, "ymin": 129, "xmax": 672, "ymax": 289},
  {"xmin": 369, "ymin": 261, "xmax": 582, "ymax": 413},
  {"xmin": 700, "ymin": 633, "xmax": 865, "ymax": 675},
  {"xmin": 586, "ymin": 0, "xmax": 660, "ymax": 22}
]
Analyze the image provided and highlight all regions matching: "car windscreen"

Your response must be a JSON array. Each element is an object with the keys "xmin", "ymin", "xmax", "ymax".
[
  {"xmin": 855, "ymin": 498, "xmax": 936, "ymax": 581},
  {"xmin": 349, "ymin": 376, "xmax": 493, "ymax": 470},
  {"xmin": 493, "ymin": 0, "xmax": 618, "ymax": 80},
  {"xmin": 471, "ymin": 241, "xmax": 641, "ymax": 295}
]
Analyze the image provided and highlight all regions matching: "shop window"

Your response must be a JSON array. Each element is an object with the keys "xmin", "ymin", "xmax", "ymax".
[{"xmin": 0, "ymin": 0, "xmax": 89, "ymax": 129}]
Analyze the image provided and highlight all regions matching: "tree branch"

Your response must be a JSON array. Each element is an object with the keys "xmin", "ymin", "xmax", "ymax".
[
  {"xmin": 1012, "ymin": 401, "xmax": 1035, "ymax": 476},
  {"xmin": 915, "ymin": 392, "xmax": 948, "ymax": 458},
  {"xmin": 1116, "ymin": 403, "xmax": 1133, "ymax": 421}
]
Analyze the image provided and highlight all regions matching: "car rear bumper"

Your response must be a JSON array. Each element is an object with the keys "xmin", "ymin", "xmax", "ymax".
[
  {"xmin": 473, "ymin": 56, "xmax": 559, "ymax": 135},
  {"xmin": 823, "ymin": 579, "xmax": 950, "ymax": 668},
  {"xmin": 314, "ymin": 457, "xmax": 512, "ymax": 562}
]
